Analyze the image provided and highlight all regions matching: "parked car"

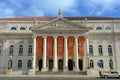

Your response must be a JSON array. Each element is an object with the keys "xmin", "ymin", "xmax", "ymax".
[{"xmin": 100, "ymin": 71, "xmax": 120, "ymax": 78}]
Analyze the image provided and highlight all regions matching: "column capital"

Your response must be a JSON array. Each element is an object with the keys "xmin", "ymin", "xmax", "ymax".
[
  {"xmin": 63, "ymin": 35, "xmax": 68, "ymax": 38},
  {"xmin": 74, "ymin": 35, "xmax": 79, "ymax": 38},
  {"xmin": 32, "ymin": 35, "xmax": 37, "ymax": 39},
  {"xmin": 43, "ymin": 35, "xmax": 47, "ymax": 38},
  {"xmin": 84, "ymin": 34, "xmax": 88, "ymax": 39},
  {"xmin": 53, "ymin": 36, "xmax": 58, "ymax": 38}
]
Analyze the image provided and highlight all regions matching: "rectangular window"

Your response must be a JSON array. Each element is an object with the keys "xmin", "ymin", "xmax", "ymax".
[
  {"xmin": 108, "ymin": 45, "xmax": 112, "ymax": 56},
  {"xmin": 28, "ymin": 45, "xmax": 32, "ymax": 56},
  {"xmin": 99, "ymin": 45, "xmax": 103, "ymax": 55},
  {"xmin": 9, "ymin": 45, "xmax": 14, "ymax": 56},
  {"xmin": 19, "ymin": 45, "xmax": 23, "ymax": 56},
  {"xmin": 89, "ymin": 45, "xmax": 93, "ymax": 55}
]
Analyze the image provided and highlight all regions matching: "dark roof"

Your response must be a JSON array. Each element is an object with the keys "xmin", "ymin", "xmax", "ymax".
[{"xmin": 0, "ymin": 16, "xmax": 120, "ymax": 21}]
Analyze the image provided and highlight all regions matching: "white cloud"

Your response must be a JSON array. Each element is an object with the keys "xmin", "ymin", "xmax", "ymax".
[
  {"xmin": 0, "ymin": 1, "xmax": 15, "ymax": 18},
  {"xmin": 0, "ymin": 0, "xmax": 120, "ymax": 17},
  {"xmin": 84, "ymin": 0, "xmax": 120, "ymax": 16},
  {"xmin": 0, "ymin": 0, "xmax": 78, "ymax": 17},
  {"xmin": 30, "ymin": 0, "xmax": 78, "ymax": 16}
]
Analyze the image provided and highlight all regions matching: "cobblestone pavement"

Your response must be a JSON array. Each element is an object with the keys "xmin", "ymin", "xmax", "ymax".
[{"xmin": 0, "ymin": 77, "xmax": 119, "ymax": 80}]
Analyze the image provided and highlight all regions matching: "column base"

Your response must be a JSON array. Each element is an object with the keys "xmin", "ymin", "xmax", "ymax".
[
  {"xmin": 73, "ymin": 67, "xmax": 79, "ymax": 72},
  {"xmin": 52, "ymin": 68, "xmax": 58, "ymax": 72},
  {"xmin": 64, "ymin": 67, "xmax": 68, "ymax": 72},
  {"xmin": 41, "ymin": 68, "xmax": 48, "ymax": 72},
  {"xmin": 28, "ymin": 69, "xmax": 35, "ymax": 75}
]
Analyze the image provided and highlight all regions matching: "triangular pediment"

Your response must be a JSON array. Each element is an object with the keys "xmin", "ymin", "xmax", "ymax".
[{"xmin": 31, "ymin": 17, "xmax": 89, "ymax": 31}]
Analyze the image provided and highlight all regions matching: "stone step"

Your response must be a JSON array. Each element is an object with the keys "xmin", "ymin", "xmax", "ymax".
[{"xmin": 36, "ymin": 71, "xmax": 87, "ymax": 75}]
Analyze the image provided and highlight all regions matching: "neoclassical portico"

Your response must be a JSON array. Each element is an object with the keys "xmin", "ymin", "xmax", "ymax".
[{"xmin": 31, "ymin": 10, "xmax": 89, "ymax": 74}]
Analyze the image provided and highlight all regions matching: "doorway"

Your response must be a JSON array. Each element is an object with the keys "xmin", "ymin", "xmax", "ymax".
[
  {"xmin": 49, "ymin": 59, "xmax": 53, "ymax": 71},
  {"xmin": 39, "ymin": 59, "xmax": 42, "ymax": 71},
  {"xmin": 68, "ymin": 59, "xmax": 73, "ymax": 71},
  {"xmin": 79, "ymin": 59, "xmax": 83, "ymax": 70},
  {"xmin": 58, "ymin": 59, "xmax": 63, "ymax": 71}
]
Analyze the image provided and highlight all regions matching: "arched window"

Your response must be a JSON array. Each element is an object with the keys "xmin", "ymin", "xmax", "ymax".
[
  {"xmin": 99, "ymin": 60, "xmax": 104, "ymax": 68},
  {"xmin": 89, "ymin": 45, "xmax": 93, "ymax": 55},
  {"xmin": 8, "ymin": 60, "xmax": 12, "ymax": 69},
  {"xmin": 98, "ymin": 45, "xmax": 103, "ymax": 55},
  {"xmin": 96, "ymin": 27, "xmax": 102, "ymax": 30},
  {"xmin": 90, "ymin": 60, "xmax": 94, "ymax": 68},
  {"xmin": 28, "ymin": 60, "xmax": 32, "ymax": 69},
  {"xmin": 108, "ymin": 45, "xmax": 112, "ymax": 56},
  {"xmin": 9, "ymin": 45, "xmax": 14, "ymax": 56},
  {"xmin": 18, "ymin": 60, "xmax": 22, "ymax": 69},
  {"xmin": 20, "ymin": 27, "xmax": 25, "ymax": 30},
  {"xmin": 28, "ymin": 45, "xmax": 32, "ymax": 55},
  {"xmin": 19, "ymin": 45, "xmax": 23, "ymax": 55},
  {"xmin": 106, "ymin": 27, "xmax": 111, "ymax": 30},
  {"xmin": 11, "ymin": 27, "xmax": 16, "ymax": 30},
  {"xmin": 109, "ymin": 59, "xmax": 113, "ymax": 69}
]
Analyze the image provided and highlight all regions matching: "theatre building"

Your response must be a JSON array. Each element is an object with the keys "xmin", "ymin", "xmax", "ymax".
[{"xmin": 0, "ymin": 10, "xmax": 120, "ymax": 76}]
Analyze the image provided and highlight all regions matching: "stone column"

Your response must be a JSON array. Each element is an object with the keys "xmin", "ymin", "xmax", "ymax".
[
  {"xmin": 86, "ymin": 37, "xmax": 89, "ymax": 69},
  {"xmin": 52, "ymin": 36, "xmax": 58, "ymax": 72},
  {"xmin": 64, "ymin": 36, "xmax": 68, "ymax": 72},
  {"xmin": 32, "ymin": 36, "xmax": 36, "ymax": 74},
  {"xmin": 74, "ymin": 36, "xmax": 79, "ymax": 71},
  {"xmin": 83, "ymin": 38, "xmax": 86, "ymax": 71},
  {"xmin": 41, "ymin": 36, "xmax": 47, "ymax": 72}
]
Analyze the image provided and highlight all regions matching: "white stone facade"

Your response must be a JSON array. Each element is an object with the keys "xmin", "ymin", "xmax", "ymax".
[{"xmin": 0, "ymin": 15, "xmax": 120, "ymax": 77}]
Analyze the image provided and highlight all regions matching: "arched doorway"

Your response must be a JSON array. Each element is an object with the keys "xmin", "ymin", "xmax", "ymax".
[
  {"xmin": 68, "ymin": 59, "xmax": 73, "ymax": 71},
  {"xmin": 58, "ymin": 59, "xmax": 63, "ymax": 71},
  {"xmin": 49, "ymin": 59, "xmax": 53, "ymax": 71},
  {"xmin": 39, "ymin": 59, "xmax": 42, "ymax": 71},
  {"xmin": 79, "ymin": 59, "xmax": 83, "ymax": 70}
]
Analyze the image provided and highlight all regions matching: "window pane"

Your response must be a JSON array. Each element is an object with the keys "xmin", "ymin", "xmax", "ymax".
[
  {"xmin": 19, "ymin": 45, "xmax": 23, "ymax": 55},
  {"xmin": 11, "ymin": 27, "xmax": 16, "ymax": 30},
  {"xmin": 106, "ymin": 27, "xmax": 111, "ymax": 30},
  {"xmin": 8, "ymin": 60, "xmax": 12, "ymax": 69},
  {"xmin": 99, "ymin": 45, "xmax": 103, "ymax": 55},
  {"xmin": 20, "ymin": 27, "xmax": 25, "ymax": 30},
  {"xmin": 96, "ymin": 27, "xmax": 102, "ymax": 30},
  {"xmin": 99, "ymin": 60, "xmax": 104, "ymax": 68},
  {"xmin": 18, "ymin": 60, "xmax": 22, "ymax": 69},
  {"xmin": 9, "ymin": 45, "xmax": 14, "ymax": 56},
  {"xmin": 28, "ymin": 45, "xmax": 32, "ymax": 55},
  {"xmin": 28, "ymin": 60, "xmax": 32, "ymax": 69},
  {"xmin": 90, "ymin": 60, "xmax": 94, "ymax": 68},
  {"xmin": 89, "ymin": 45, "xmax": 93, "ymax": 55},
  {"xmin": 108, "ymin": 45, "xmax": 112, "ymax": 56}
]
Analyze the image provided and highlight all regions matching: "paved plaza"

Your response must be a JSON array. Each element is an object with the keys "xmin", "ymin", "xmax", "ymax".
[
  {"xmin": 0, "ymin": 74, "xmax": 120, "ymax": 80},
  {"xmin": 0, "ymin": 76, "xmax": 119, "ymax": 80}
]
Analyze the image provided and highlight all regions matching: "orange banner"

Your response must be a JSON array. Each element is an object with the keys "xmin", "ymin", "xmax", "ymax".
[
  {"xmin": 68, "ymin": 36, "xmax": 74, "ymax": 57},
  {"xmin": 78, "ymin": 36, "xmax": 85, "ymax": 57},
  {"xmin": 47, "ymin": 36, "xmax": 53, "ymax": 57},
  {"xmin": 57, "ymin": 36, "xmax": 64, "ymax": 57},
  {"xmin": 36, "ymin": 36, "xmax": 43, "ymax": 57}
]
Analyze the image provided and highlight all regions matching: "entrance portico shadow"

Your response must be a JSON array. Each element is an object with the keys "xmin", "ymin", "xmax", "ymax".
[{"xmin": 58, "ymin": 59, "xmax": 63, "ymax": 71}]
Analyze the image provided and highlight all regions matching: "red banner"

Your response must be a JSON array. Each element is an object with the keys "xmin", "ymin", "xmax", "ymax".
[
  {"xmin": 57, "ymin": 36, "xmax": 64, "ymax": 57},
  {"xmin": 78, "ymin": 36, "xmax": 85, "ymax": 57},
  {"xmin": 47, "ymin": 36, "xmax": 53, "ymax": 57},
  {"xmin": 68, "ymin": 36, "xmax": 74, "ymax": 57},
  {"xmin": 36, "ymin": 36, "xmax": 43, "ymax": 57}
]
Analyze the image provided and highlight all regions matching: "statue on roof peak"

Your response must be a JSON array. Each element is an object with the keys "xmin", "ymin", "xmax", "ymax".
[{"xmin": 58, "ymin": 8, "xmax": 62, "ymax": 17}]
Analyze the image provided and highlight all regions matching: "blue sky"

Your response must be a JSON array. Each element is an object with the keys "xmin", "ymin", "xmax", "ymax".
[{"xmin": 0, "ymin": 0, "xmax": 120, "ymax": 18}]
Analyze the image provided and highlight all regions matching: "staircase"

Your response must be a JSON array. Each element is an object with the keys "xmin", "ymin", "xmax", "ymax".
[{"xmin": 36, "ymin": 71, "xmax": 87, "ymax": 75}]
